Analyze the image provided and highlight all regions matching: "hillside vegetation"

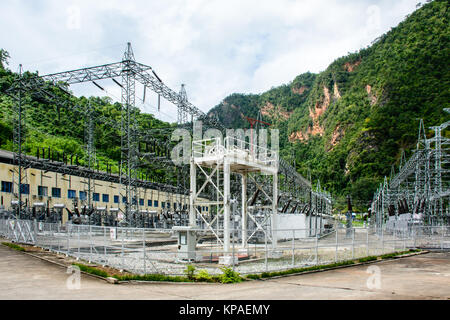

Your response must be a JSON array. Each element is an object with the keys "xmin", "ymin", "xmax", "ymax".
[{"xmin": 208, "ymin": 0, "xmax": 450, "ymax": 211}]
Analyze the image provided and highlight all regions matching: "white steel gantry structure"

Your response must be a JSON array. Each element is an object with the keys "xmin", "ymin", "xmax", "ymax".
[{"xmin": 189, "ymin": 136, "xmax": 279, "ymax": 254}]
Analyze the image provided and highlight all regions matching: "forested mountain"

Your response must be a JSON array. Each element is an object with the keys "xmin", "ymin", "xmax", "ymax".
[{"xmin": 208, "ymin": 0, "xmax": 450, "ymax": 211}]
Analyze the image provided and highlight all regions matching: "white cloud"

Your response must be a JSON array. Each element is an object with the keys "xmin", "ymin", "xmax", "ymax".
[{"xmin": 0, "ymin": 0, "xmax": 420, "ymax": 122}]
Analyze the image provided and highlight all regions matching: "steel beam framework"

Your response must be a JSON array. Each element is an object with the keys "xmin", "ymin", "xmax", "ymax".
[{"xmin": 371, "ymin": 114, "xmax": 450, "ymax": 231}]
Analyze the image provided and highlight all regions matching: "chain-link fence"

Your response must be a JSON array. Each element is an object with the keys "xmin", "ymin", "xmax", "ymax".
[{"xmin": 1, "ymin": 219, "xmax": 449, "ymax": 276}]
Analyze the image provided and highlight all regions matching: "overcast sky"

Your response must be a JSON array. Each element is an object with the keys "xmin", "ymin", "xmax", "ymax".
[{"xmin": 1, "ymin": 0, "xmax": 420, "ymax": 123}]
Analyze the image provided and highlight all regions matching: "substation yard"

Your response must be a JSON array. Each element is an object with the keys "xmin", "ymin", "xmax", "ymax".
[{"xmin": 30, "ymin": 227, "xmax": 417, "ymax": 276}]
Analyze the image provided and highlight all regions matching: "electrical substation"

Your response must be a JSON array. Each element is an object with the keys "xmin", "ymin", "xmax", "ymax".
[{"xmin": 0, "ymin": 43, "xmax": 448, "ymax": 277}]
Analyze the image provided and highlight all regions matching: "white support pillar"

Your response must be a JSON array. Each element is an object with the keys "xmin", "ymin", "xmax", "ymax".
[
  {"xmin": 189, "ymin": 157, "xmax": 197, "ymax": 227},
  {"xmin": 241, "ymin": 173, "xmax": 247, "ymax": 248},
  {"xmin": 272, "ymin": 173, "xmax": 278, "ymax": 249},
  {"xmin": 223, "ymin": 158, "xmax": 231, "ymax": 253}
]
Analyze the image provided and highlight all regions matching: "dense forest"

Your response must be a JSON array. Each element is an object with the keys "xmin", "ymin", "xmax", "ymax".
[{"xmin": 208, "ymin": 0, "xmax": 450, "ymax": 212}]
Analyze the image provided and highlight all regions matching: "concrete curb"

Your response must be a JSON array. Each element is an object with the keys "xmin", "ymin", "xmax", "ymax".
[
  {"xmin": 255, "ymin": 250, "xmax": 429, "ymax": 281},
  {"xmin": 118, "ymin": 280, "xmax": 221, "ymax": 285}
]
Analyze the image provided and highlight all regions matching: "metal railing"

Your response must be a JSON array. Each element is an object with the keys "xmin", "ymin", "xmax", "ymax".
[
  {"xmin": 1, "ymin": 219, "xmax": 448, "ymax": 277},
  {"xmin": 192, "ymin": 137, "xmax": 278, "ymax": 167}
]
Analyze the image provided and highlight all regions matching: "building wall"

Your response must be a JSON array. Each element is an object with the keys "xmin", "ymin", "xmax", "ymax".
[{"xmin": 0, "ymin": 162, "xmax": 210, "ymax": 214}]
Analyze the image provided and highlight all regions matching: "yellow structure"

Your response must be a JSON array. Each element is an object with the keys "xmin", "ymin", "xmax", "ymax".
[{"xmin": 0, "ymin": 150, "xmax": 210, "ymax": 220}]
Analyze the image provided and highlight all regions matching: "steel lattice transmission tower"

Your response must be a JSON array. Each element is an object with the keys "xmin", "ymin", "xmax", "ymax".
[
  {"xmin": 12, "ymin": 65, "xmax": 27, "ymax": 218},
  {"xmin": 178, "ymin": 84, "xmax": 189, "ymax": 125},
  {"xmin": 121, "ymin": 42, "xmax": 140, "ymax": 225}
]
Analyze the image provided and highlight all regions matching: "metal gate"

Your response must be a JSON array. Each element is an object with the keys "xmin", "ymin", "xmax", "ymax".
[{"xmin": 5, "ymin": 219, "xmax": 35, "ymax": 244}]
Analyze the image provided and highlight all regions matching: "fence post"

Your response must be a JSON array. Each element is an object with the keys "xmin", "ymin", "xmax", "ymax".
[
  {"xmin": 381, "ymin": 226, "xmax": 384, "ymax": 255},
  {"xmin": 121, "ymin": 228, "xmax": 125, "ymax": 270},
  {"xmin": 143, "ymin": 228, "xmax": 146, "ymax": 275},
  {"xmin": 292, "ymin": 229, "xmax": 295, "ymax": 268},
  {"xmin": 104, "ymin": 226, "xmax": 106, "ymax": 261},
  {"xmin": 442, "ymin": 225, "xmax": 445, "ymax": 251},
  {"xmin": 89, "ymin": 225, "xmax": 93, "ymax": 263},
  {"xmin": 351, "ymin": 228, "xmax": 354, "ymax": 259},
  {"xmin": 265, "ymin": 230, "xmax": 268, "ymax": 272},
  {"xmin": 315, "ymin": 234, "xmax": 318, "ymax": 265},
  {"xmin": 232, "ymin": 229, "xmax": 235, "ymax": 271},
  {"xmin": 366, "ymin": 227, "xmax": 369, "ymax": 257},
  {"xmin": 403, "ymin": 228, "xmax": 406, "ymax": 251},
  {"xmin": 77, "ymin": 226, "xmax": 80, "ymax": 260},
  {"xmin": 58, "ymin": 227, "xmax": 61, "ymax": 253},
  {"xmin": 66, "ymin": 224, "xmax": 70, "ymax": 257},
  {"xmin": 335, "ymin": 227, "xmax": 338, "ymax": 263}
]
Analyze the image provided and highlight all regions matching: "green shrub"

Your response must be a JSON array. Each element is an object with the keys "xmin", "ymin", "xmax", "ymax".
[
  {"xmin": 220, "ymin": 267, "xmax": 243, "ymax": 284},
  {"xmin": 195, "ymin": 269, "xmax": 213, "ymax": 282},
  {"xmin": 184, "ymin": 265, "xmax": 196, "ymax": 280}
]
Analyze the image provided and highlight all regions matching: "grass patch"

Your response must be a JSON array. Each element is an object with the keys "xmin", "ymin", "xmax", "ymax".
[
  {"xmin": 251, "ymin": 260, "xmax": 356, "ymax": 279},
  {"xmin": 2, "ymin": 242, "xmax": 26, "ymax": 252},
  {"xmin": 380, "ymin": 249, "xmax": 418, "ymax": 260},
  {"xmin": 358, "ymin": 256, "xmax": 378, "ymax": 263},
  {"xmin": 244, "ymin": 249, "xmax": 422, "ymax": 280},
  {"xmin": 72, "ymin": 263, "xmax": 109, "ymax": 278},
  {"xmin": 114, "ymin": 274, "xmax": 193, "ymax": 282}
]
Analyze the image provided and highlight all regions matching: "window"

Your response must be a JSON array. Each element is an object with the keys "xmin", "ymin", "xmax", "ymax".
[
  {"xmin": 132, "ymin": 197, "xmax": 137, "ymax": 205},
  {"xmin": 148, "ymin": 199, "xmax": 152, "ymax": 207},
  {"xmin": 52, "ymin": 188, "xmax": 61, "ymax": 198},
  {"xmin": 162, "ymin": 202, "xmax": 165, "ymax": 209},
  {"xmin": 93, "ymin": 193, "xmax": 100, "ymax": 202},
  {"xmin": 154, "ymin": 200, "xmax": 158, "ymax": 207},
  {"xmin": 206, "ymin": 207, "xmax": 208, "ymax": 212},
  {"xmin": 122, "ymin": 196, "xmax": 127, "ymax": 204},
  {"xmin": 68, "ymin": 190, "xmax": 76, "ymax": 199},
  {"xmin": 174, "ymin": 203, "xmax": 177, "ymax": 210},
  {"xmin": 79, "ymin": 191, "xmax": 87, "ymax": 201},
  {"xmin": 102, "ymin": 194, "xmax": 109, "ymax": 203},
  {"xmin": 139, "ymin": 199, "xmax": 144, "ymax": 206},
  {"xmin": 1, "ymin": 181, "xmax": 13, "ymax": 193},
  {"xmin": 197, "ymin": 206, "xmax": 201, "ymax": 212},
  {"xmin": 114, "ymin": 195, "xmax": 119, "ymax": 204},
  {"xmin": 20, "ymin": 184, "xmax": 30, "ymax": 195},
  {"xmin": 38, "ymin": 186, "xmax": 48, "ymax": 197}
]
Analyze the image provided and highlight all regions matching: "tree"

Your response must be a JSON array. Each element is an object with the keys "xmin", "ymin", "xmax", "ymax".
[{"xmin": 0, "ymin": 49, "xmax": 10, "ymax": 69}]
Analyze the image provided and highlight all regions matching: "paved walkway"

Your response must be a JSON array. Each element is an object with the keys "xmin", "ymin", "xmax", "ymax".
[{"xmin": 0, "ymin": 245, "xmax": 449, "ymax": 300}]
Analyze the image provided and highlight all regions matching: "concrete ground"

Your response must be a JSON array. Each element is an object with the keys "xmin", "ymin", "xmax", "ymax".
[{"xmin": 0, "ymin": 244, "xmax": 449, "ymax": 300}]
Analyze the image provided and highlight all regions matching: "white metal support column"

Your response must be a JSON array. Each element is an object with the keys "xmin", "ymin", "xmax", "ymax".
[
  {"xmin": 224, "ymin": 158, "xmax": 231, "ymax": 253},
  {"xmin": 241, "ymin": 173, "xmax": 247, "ymax": 248},
  {"xmin": 189, "ymin": 157, "xmax": 197, "ymax": 227},
  {"xmin": 272, "ymin": 173, "xmax": 278, "ymax": 249}
]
